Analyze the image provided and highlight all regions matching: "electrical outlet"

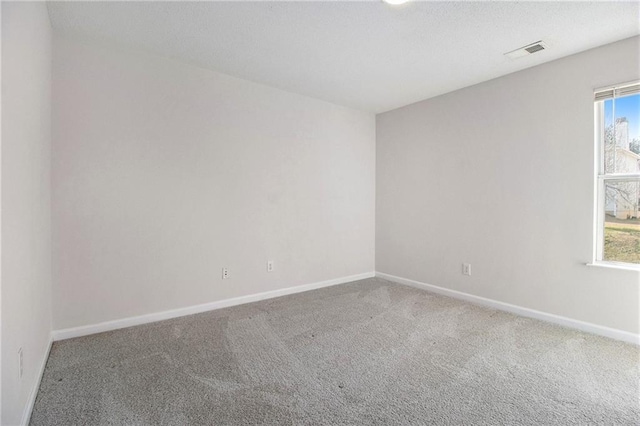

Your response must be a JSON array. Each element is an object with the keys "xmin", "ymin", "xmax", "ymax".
[
  {"xmin": 18, "ymin": 348, "xmax": 23, "ymax": 379},
  {"xmin": 267, "ymin": 261, "xmax": 274, "ymax": 272},
  {"xmin": 462, "ymin": 263, "xmax": 471, "ymax": 276},
  {"xmin": 222, "ymin": 267, "xmax": 229, "ymax": 279}
]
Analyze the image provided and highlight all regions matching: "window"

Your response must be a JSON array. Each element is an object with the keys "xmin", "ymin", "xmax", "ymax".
[{"xmin": 594, "ymin": 82, "xmax": 640, "ymax": 267}]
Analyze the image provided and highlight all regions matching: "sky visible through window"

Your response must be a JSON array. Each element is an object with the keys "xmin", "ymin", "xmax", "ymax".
[{"xmin": 604, "ymin": 94, "xmax": 640, "ymax": 141}]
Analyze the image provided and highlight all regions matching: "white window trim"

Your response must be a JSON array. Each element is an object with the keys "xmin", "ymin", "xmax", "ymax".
[
  {"xmin": 591, "ymin": 82, "xmax": 640, "ymax": 271},
  {"xmin": 586, "ymin": 261, "xmax": 640, "ymax": 272}
]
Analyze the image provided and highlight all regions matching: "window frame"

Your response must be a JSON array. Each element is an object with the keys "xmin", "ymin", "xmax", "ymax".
[{"xmin": 592, "ymin": 81, "xmax": 640, "ymax": 270}]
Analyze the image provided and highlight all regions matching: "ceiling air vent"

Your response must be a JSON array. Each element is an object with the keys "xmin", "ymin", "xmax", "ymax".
[{"xmin": 504, "ymin": 41, "xmax": 548, "ymax": 60}]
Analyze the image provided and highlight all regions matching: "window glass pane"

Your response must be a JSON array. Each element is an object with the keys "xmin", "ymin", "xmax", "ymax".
[
  {"xmin": 604, "ymin": 179, "xmax": 640, "ymax": 264},
  {"xmin": 603, "ymin": 93, "xmax": 640, "ymax": 174}
]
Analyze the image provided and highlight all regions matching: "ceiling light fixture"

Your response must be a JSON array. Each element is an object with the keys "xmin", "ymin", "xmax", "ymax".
[{"xmin": 383, "ymin": 0, "xmax": 410, "ymax": 5}]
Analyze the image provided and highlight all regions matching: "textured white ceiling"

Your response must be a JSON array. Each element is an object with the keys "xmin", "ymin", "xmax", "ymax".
[{"xmin": 47, "ymin": 1, "xmax": 640, "ymax": 113}]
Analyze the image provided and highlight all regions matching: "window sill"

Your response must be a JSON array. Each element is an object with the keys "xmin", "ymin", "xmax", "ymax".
[{"xmin": 586, "ymin": 262, "xmax": 640, "ymax": 272}]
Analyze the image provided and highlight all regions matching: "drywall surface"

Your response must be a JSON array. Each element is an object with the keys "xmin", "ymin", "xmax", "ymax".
[
  {"xmin": 1, "ymin": 2, "xmax": 53, "ymax": 424},
  {"xmin": 376, "ymin": 36, "xmax": 640, "ymax": 334},
  {"xmin": 52, "ymin": 36, "xmax": 375, "ymax": 330}
]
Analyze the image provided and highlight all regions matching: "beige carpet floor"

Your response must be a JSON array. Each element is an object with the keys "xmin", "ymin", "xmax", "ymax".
[{"xmin": 31, "ymin": 278, "xmax": 640, "ymax": 425}]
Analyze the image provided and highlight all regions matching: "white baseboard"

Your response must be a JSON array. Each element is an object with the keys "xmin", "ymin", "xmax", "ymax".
[
  {"xmin": 21, "ymin": 334, "xmax": 53, "ymax": 426},
  {"xmin": 52, "ymin": 272, "xmax": 375, "ymax": 341},
  {"xmin": 376, "ymin": 271, "xmax": 640, "ymax": 345}
]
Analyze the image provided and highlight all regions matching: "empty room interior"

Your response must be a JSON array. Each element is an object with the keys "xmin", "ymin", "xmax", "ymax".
[{"xmin": 2, "ymin": 1, "xmax": 640, "ymax": 425}]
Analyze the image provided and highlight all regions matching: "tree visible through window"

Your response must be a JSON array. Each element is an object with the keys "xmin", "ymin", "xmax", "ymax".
[{"xmin": 595, "ymin": 84, "xmax": 640, "ymax": 265}]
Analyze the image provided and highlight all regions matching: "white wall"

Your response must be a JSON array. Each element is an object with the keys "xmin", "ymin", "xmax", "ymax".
[
  {"xmin": 52, "ymin": 36, "xmax": 375, "ymax": 330},
  {"xmin": 1, "ymin": 2, "xmax": 53, "ymax": 424},
  {"xmin": 377, "ymin": 36, "xmax": 640, "ymax": 334}
]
